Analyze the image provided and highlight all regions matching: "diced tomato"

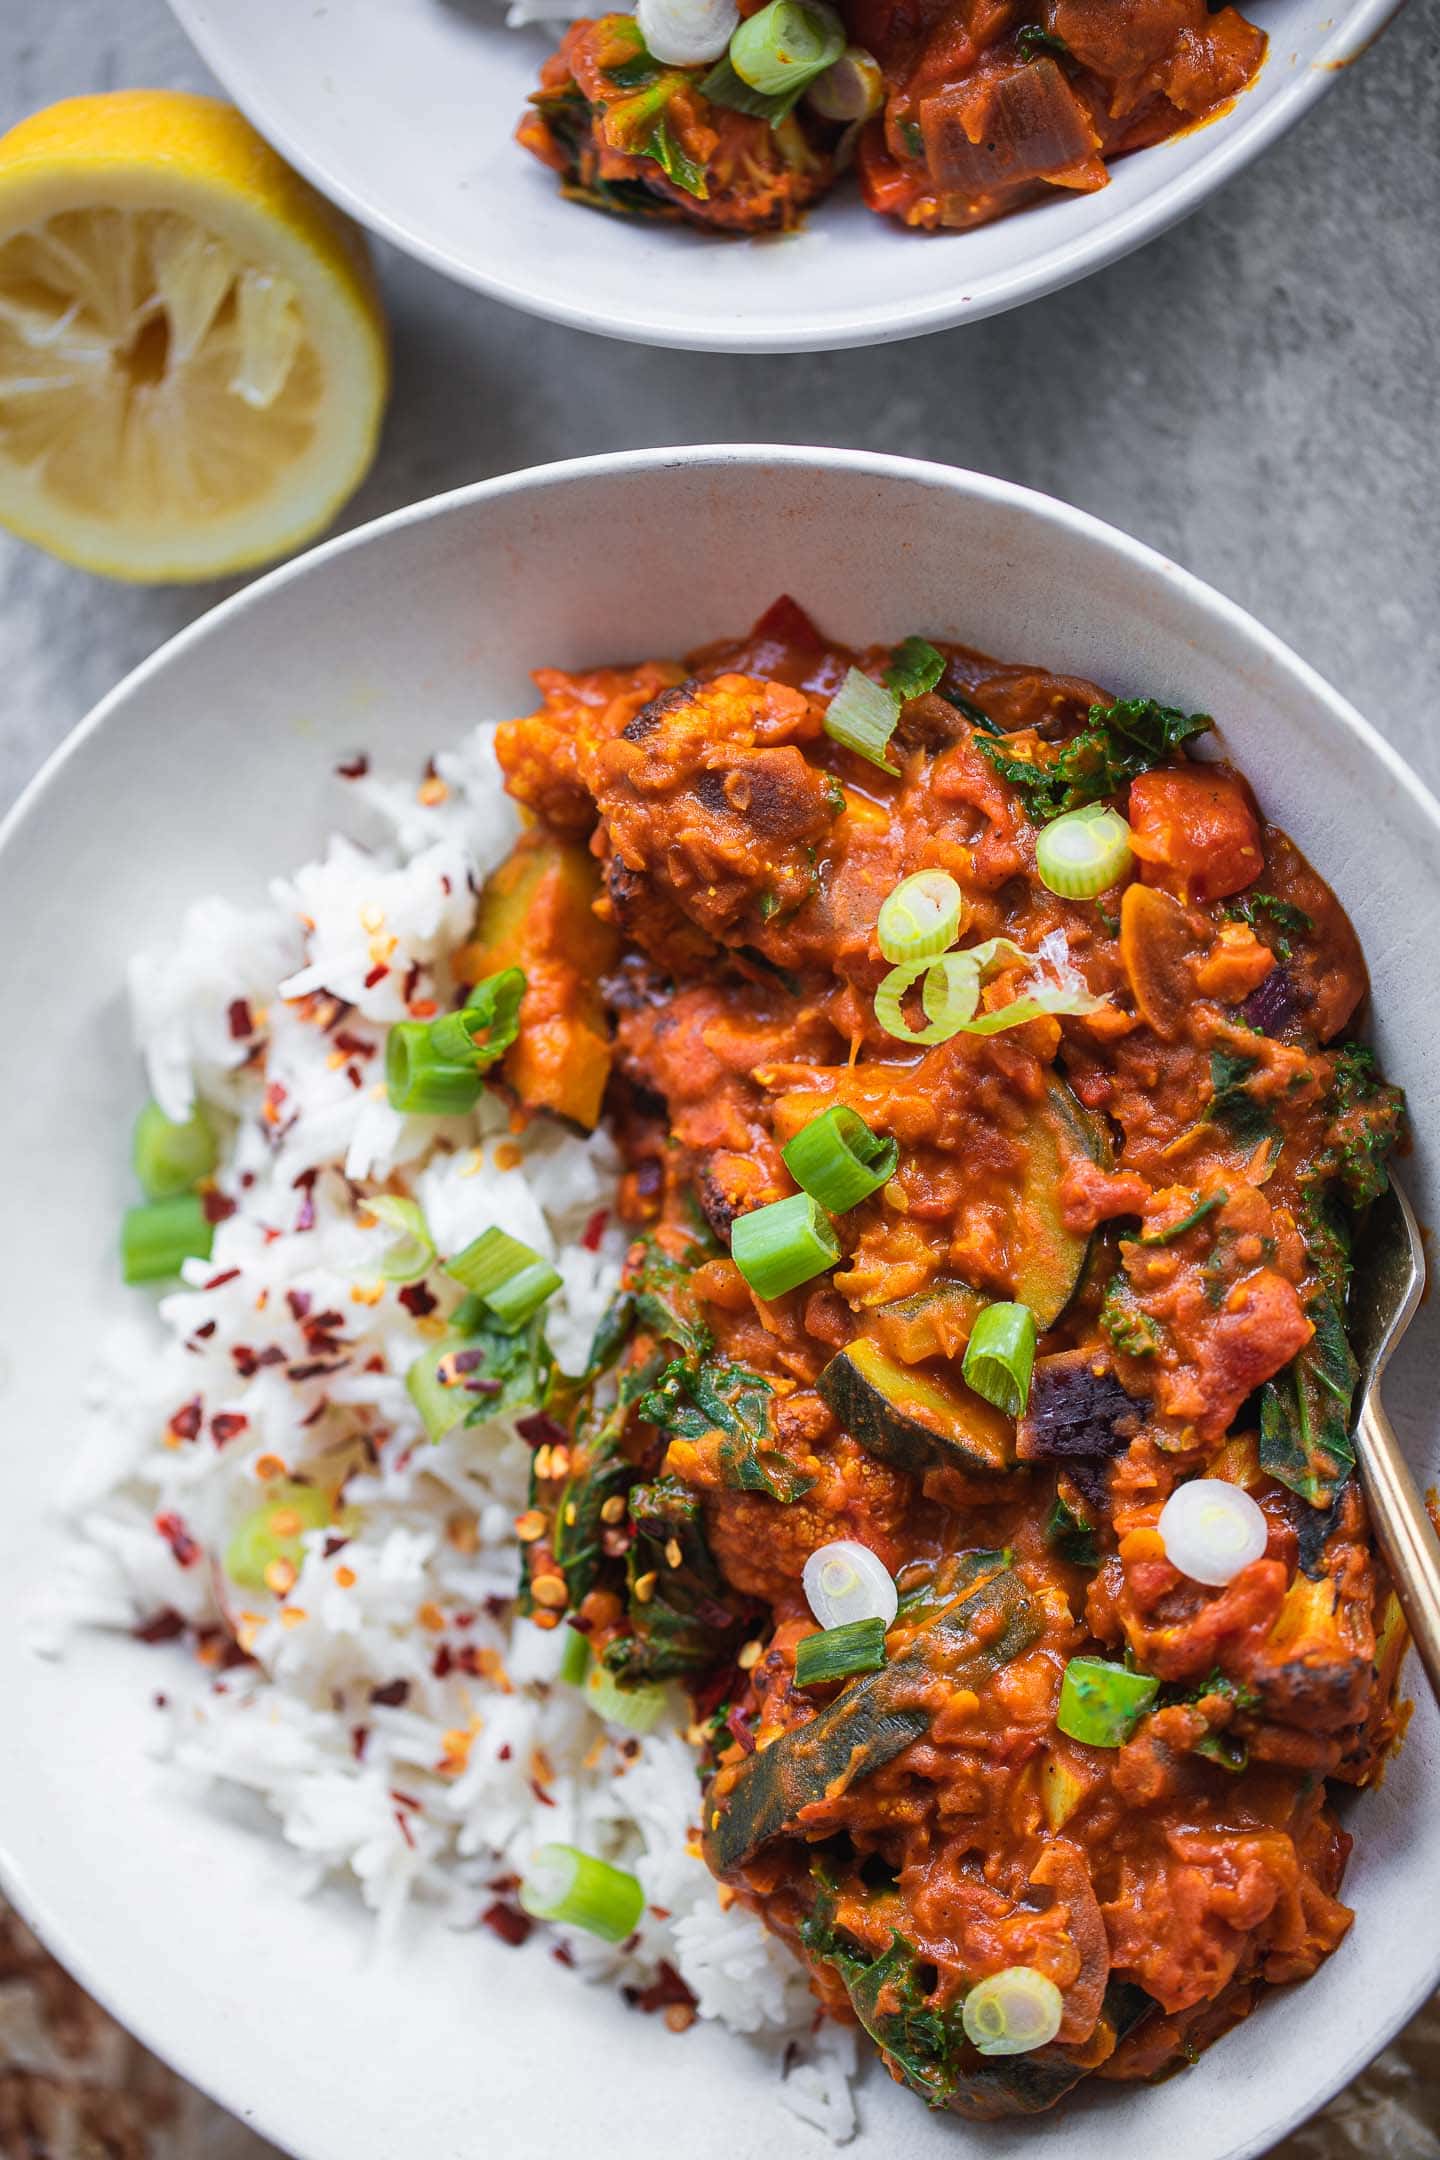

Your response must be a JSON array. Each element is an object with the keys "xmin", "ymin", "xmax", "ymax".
[{"xmin": 1127, "ymin": 768, "xmax": 1264, "ymax": 903}]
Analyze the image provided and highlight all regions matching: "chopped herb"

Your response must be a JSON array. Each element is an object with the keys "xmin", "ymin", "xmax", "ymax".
[
  {"xmin": 605, "ymin": 51, "xmax": 661, "ymax": 88},
  {"xmin": 979, "ymin": 695, "xmax": 1212, "ymax": 822},
  {"xmin": 899, "ymin": 118, "xmax": 924, "ymax": 156},
  {"xmin": 1100, "ymin": 1273, "xmax": 1162, "ymax": 1359},
  {"xmin": 1203, "ymin": 1049, "xmax": 1277, "ymax": 1147},
  {"xmin": 1224, "ymin": 890, "xmax": 1314, "ymax": 963},
  {"xmin": 1016, "ymin": 24, "xmax": 1070, "ymax": 59},
  {"xmin": 1137, "ymin": 1190, "xmax": 1227, "ymax": 1244},
  {"xmin": 1043, "ymin": 1491, "xmax": 1098, "ymax": 1569}
]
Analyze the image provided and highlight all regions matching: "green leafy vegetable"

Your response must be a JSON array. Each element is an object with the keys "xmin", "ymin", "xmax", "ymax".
[
  {"xmin": 1223, "ymin": 891, "xmax": 1313, "ymax": 963},
  {"xmin": 1203, "ymin": 1049, "xmax": 1277, "ymax": 1148},
  {"xmin": 603, "ymin": 1475, "xmax": 754, "ymax": 1683},
  {"xmin": 1016, "ymin": 24, "xmax": 1070, "ymax": 61},
  {"xmin": 1137, "ymin": 1190, "xmax": 1227, "ymax": 1244},
  {"xmin": 638, "ymin": 1355, "xmax": 814, "ymax": 1503},
  {"xmin": 978, "ymin": 696, "xmax": 1212, "ymax": 822},
  {"xmin": 1314, "ymin": 1043, "xmax": 1407, "ymax": 1209},
  {"xmin": 883, "ymin": 636, "xmax": 947, "ymax": 704},
  {"xmin": 646, "ymin": 117, "xmax": 708, "ymax": 198},
  {"xmin": 1259, "ymin": 1201, "xmax": 1358, "ymax": 1507},
  {"xmin": 1043, "ymin": 1492, "xmax": 1098, "ymax": 1570},
  {"xmin": 1100, "ymin": 1273, "xmax": 1162, "ymax": 1359}
]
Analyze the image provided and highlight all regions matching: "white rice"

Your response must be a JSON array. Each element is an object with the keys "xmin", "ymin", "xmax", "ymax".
[{"xmin": 42, "ymin": 718, "xmax": 857, "ymax": 2143}]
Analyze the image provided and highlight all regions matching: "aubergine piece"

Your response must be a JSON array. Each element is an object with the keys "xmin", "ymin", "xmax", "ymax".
[
  {"xmin": 815, "ymin": 1337, "xmax": 1015, "ymax": 1478},
  {"xmin": 704, "ymin": 1569, "xmax": 1036, "ymax": 1877},
  {"xmin": 1017, "ymin": 1348, "xmax": 1144, "ymax": 1464}
]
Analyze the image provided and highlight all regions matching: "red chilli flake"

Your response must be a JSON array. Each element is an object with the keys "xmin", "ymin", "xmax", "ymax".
[
  {"xmin": 154, "ymin": 1513, "xmax": 201, "ymax": 1568},
  {"xmin": 370, "ymin": 1679, "xmax": 410, "ymax": 1708},
  {"xmin": 393, "ymin": 1810, "xmax": 416, "ymax": 1850},
  {"xmin": 203, "ymin": 1268, "xmax": 241, "ymax": 1292},
  {"xmin": 401, "ymin": 961, "xmax": 421, "ymax": 1006},
  {"xmin": 515, "ymin": 1412, "xmax": 569, "ymax": 1449},
  {"xmin": 529, "ymin": 1779, "xmax": 557, "ymax": 1810},
  {"xmin": 351, "ymin": 1725, "xmax": 370, "ymax": 1762},
  {"xmin": 333, "ymin": 1030, "xmax": 374, "ymax": 1060},
  {"xmin": 497, "ymin": 1743, "xmax": 513, "ymax": 1762},
  {"xmin": 168, "ymin": 1398, "xmax": 203, "ymax": 1443},
  {"xmin": 624, "ymin": 1963, "xmax": 698, "ymax": 2016},
  {"xmin": 398, "ymin": 1282, "xmax": 437, "ymax": 1319},
  {"xmin": 211, "ymin": 1412, "xmax": 249, "ymax": 1446},
  {"xmin": 227, "ymin": 998, "xmax": 254, "ymax": 1040},
  {"xmin": 432, "ymin": 1644, "xmax": 454, "ymax": 1680},
  {"xmin": 551, "ymin": 1941, "xmax": 575, "ymax": 1968},
  {"xmin": 363, "ymin": 964, "xmax": 389, "ymax": 990},
  {"xmin": 287, "ymin": 1288, "xmax": 313, "ymax": 1322},
  {"xmin": 322, "ymin": 1534, "xmax": 350, "ymax": 1560},
  {"xmin": 336, "ymin": 753, "xmax": 370, "ymax": 780},
  {"xmin": 481, "ymin": 1901, "xmax": 533, "ymax": 1948},
  {"xmin": 390, "ymin": 1790, "xmax": 422, "ymax": 1812},
  {"xmin": 134, "ymin": 1609, "xmax": 186, "ymax": 1644},
  {"xmin": 192, "ymin": 1320, "xmax": 217, "ymax": 1342},
  {"xmin": 202, "ymin": 1189, "xmax": 237, "ymax": 1226},
  {"xmin": 581, "ymin": 1208, "xmax": 609, "ymax": 1253},
  {"xmin": 726, "ymin": 1703, "xmax": 757, "ymax": 1756}
]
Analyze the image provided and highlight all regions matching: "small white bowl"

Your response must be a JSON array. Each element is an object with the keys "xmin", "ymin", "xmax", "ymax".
[
  {"xmin": 165, "ymin": 0, "xmax": 1402, "ymax": 351},
  {"xmin": 0, "ymin": 447, "xmax": 1435, "ymax": 2160}
]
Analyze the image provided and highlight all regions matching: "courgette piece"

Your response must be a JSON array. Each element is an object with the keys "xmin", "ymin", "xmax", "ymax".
[
  {"xmin": 894, "ymin": 1547, "xmax": 1012, "ymax": 1628},
  {"xmin": 1010, "ymin": 1079, "xmax": 1110, "ymax": 1329},
  {"xmin": 873, "ymin": 1279, "xmax": 987, "ymax": 1365},
  {"xmin": 946, "ymin": 1979, "xmax": 1155, "ymax": 2121},
  {"xmin": 459, "ymin": 831, "xmax": 619, "ymax": 1129},
  {"xmin": 704, "ymin": 1568, "xmax": 1036, "ymax": 1877},
  {"xmin": 815, "ymin": 1337, "xmax": 1014, "ymax": 1478}
]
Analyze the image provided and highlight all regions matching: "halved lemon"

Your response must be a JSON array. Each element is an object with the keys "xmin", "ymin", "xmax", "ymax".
[{"xmin": 0, "ymin": 93, "xmax": 389, "ymax": 582}]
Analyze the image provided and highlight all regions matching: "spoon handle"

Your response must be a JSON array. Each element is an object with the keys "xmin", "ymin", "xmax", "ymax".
[{"xmin": 1357, "ymin": 1389, "xmax": 1440, "ymax": 1699}]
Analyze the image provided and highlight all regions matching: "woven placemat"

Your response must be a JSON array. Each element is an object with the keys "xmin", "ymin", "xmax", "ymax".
[{"xmin": 2, "ymin": 1898, "xmax": 1435, "ymax": 2158}]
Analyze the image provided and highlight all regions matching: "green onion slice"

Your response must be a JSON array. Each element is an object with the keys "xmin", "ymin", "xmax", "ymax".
[
  {"xmin": 823, "ymin": 666, "xmax": 901, "ymax": 774},
  {"xmin": 445, "ymin": 1226, "xmax": 562, "ymax": 1328},
  {"xmin": 132, "ymin": 1099, "xmax": 219, "ymax": 1201},
  {"xmin": 962, "ymin": 1967, "xmax": 1064, "ymax": 2057},
  {"xmin": 874, "ymin": 935, "xmax": 1103, "ymax": 1046},
  {"xmin": 962, "ymin": 1302, "xmax": 1037, "ymax": 1418},
  {"xmin": 558, "ymin": 1624, "xmax": 593, "ymax": 1688},
  {"xmin": 795, "ymin": 1614, "xmax": 888, "ymax": 1687},
  {"xmin": 121, "ymin": 1194, "xmax": 214, "ymax": 1285},
  {"xmin": 367, "ymin": 1195, "xmax": 436, "ymax": 1283},
  {"xmin": 427, "ymin": 966, "xmax": 526, "ymax": 1070},
  {"xmin": 782, "ymin": 1105, "xmax": 897, "ymax": 1212},
  {"xmin": 585, "ymin": 1664, "xmax": 671, "ymax": 1734},
  {"xmin": 883, "ymin": 635, "xmax": 946, "ymax": 705},
  {"xmin": 518, "ymin": 1843, "xmax": 645, "ymax": 1943},
  {"xmin": 730, "ymin": 0, "xmax": 844, "ymax": 98},
  {"xmin": 730, "ymin": 1191, "xmax": 841, "ymax": 1300},
  {"xmin": 1056, "ymin": 1656, "xmax": 1159, "ymax": 1747},
  {"xmin": 386, "ymin": 1022, "xmax": 485, "ymax": 1117},
  {"xmin": 225, "ymin": 1481, "xmax": 332, "ymax": 1591},
  {"xmin": 699, "ymin": 53, "xmax": 793, "ymax": 120},
  {"xmin": 876, "ymin": 869, "xmax": 964, "ymax": 964},
  {"xmin": 806, "ymin": 44, "xmax": 884, "ymax": 120},
  {"xmin": 1036, "ymin": 805, "xmax": 1134, "ymax": 900}
]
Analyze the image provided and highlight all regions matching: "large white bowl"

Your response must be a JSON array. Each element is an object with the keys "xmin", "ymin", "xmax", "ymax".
[
  {"xmin": 165, "ymin": 0, "xmax": 1403, "ymax": 351},
  {"xmin": 0, "ymin": 448, "xmax": 1435, "ymax": 2160}
]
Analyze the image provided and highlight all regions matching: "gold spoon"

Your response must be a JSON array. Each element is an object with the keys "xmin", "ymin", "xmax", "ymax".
[{"xmin": 1349, "ymin": 1180, "xmax": 1440, "ymax": 1696}]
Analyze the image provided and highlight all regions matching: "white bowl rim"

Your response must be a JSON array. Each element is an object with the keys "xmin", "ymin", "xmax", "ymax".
[
  {"xmin": 166, "ymin": 0, "xmax": 1407, "ymax": 351},
  {"xmin": 3, "ymin": 443, "xmax": 1439, "ymax": 2154}
]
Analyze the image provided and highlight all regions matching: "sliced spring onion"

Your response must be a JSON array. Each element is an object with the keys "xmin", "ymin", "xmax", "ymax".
[
  {"xmin": 132, "ymin": 1098, "xmax": 219, "ymax": 1201},
  {"xmin": 445, "ymin": 1226, "xmax": 562, "ymax": 1327},
  {"xmin": 1056, "ymin": 1657, "xmax": 1158, "ymax": 1747},
  {"xmin": 730, "ymin": 1191, "xmax": 841, "ymax": 1300},
  {"xmin": 405, "ymin": 1331, "xmax": 479, "ymax": 1443},
  {"xmin": 698, "ymin": 53, "xmax": 792, "ymax": 119},
  {"xmin": 795, "ymin": 1614, "xmax": 888, "ymax": 1687},
  {"xmin": 558, "ymin": 1624, "xmax": 593, "ymax": 1687},
  {"xmin": 121, "ymin": 1194, "xmax": 214, "ymax": 1284},
  {"xmin": 225, "ymin": 1481, "xmax": 332, "ymax": 1592},
  {"xmin": 823, "ymin": 667, "xmax": 901, "ymax": 774},
  {"xmin": 1157, "ymin": 1478, "xmax": 1269, "ymax": 1587},
  {"xmin": 585, "ymin": 1663, "xmax": 671, "ymax": 1734},
  {"xmin": 782, "ymin": 1105, "xmax": 897, "ymax": 1212},
  {"xmin": 367, "ymin": 1195, "xmax": 436, "ymax": 1284},
  {"xmin": 876, "ymin": 869, "xmax": 964, "ymax": 964},
  {"xmin": 518, "ymin": 1843, "xmax": 645, "ymax": 1943},
  {"xmin": 385, "ymin": 1022, "xmax": 484, "ymax": 1117},
  {"xmin": 802, "ymin": 1539, "xmax": 898, "ymax": 1630},
  {"xmin": 883, "ymin": 635, "xmax": 946, "ymax": 704},
  {"xmin": 873, "ymin": 951, "xmax": 980, "ymax": 1045},
  {"xmin": 1036, "ymin": 805, "xmax": 1134, "ymax": 899},
  {"xmin": 962, "ymin": 1967, "xmax": 1064, "ymax": 2057},
  {"xmin": 806, "ymin": 43, "xmax": 884, "ymax": 120},
  {"xmin": 637, "ymin": 0, "xmax": 739, "ymax": 63},
  {"xmin": 730, "ymin": 0, "xmax": 844, "ymax": 97},
  {"xmin": 426, "ymin": 966, "xmax": 526, "ymax": 1070},
  {"xmin": 963, "ymin": 1302, "xmax": 1037, "ymax": 1418}
]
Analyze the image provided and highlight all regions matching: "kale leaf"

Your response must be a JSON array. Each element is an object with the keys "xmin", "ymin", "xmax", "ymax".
[
  {"xmin": 1259, "ymin": 1202, "xmax": 1358, "ymax": 1508},
  {"xmin": 602, "ymin": 1474, "xmax": 753, "ymax": 1683},
  {"xmin": 1316, "ymin": 1043, "xmax": 1407, "ymax": 1208},
  {"xmin": 637, "ymin": 1355, "xmax": 815, "ymax": 1503},
  {"xmin": 978, "ymin": 695, "xmax": 1212, "ymax": 820},
  {"xmin": 1203, "ymin": 1049, "xmax": 1277, "ymax": 1148},
  {"xmin": 1223, "ymin": 890, "xmax": 1314, "ymax": 963}
]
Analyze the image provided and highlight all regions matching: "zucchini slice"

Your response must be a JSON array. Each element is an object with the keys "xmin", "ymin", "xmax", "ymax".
[
  {"xmin": 873, "ymin": 1279, "xmax": 987, "ymax": 1365},
  {"xmin": 1010, "ymin": 1079, "xmax": 1109, "ymax": 1330},
  {"xmin": 815, "ymin": 1336, "xmax": 1014, "ymax": 1477},
  {"xmin": 704, "ymin": 1568, "xmax": 1036, "ymax": 1877}
]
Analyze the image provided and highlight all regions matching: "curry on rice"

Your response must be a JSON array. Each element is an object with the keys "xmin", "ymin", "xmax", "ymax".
[{"xmin": 448, "ymin": 595, "xmax": 1410, "ymax": 2117}]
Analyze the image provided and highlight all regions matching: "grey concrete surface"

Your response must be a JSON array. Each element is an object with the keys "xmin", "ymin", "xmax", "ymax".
[
  {"xmin": 0, "ymin": 1, "xmax": 1437, "ymax": 2155},
  {"xmin": 1, "ymin": 0, "xmax": 1437, "ymax": 820}
]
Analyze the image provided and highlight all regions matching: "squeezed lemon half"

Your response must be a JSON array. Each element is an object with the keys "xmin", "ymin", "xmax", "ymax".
[{"xmin": 0, "ymin": 93, "xmax": 389, "ymax": 582}]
